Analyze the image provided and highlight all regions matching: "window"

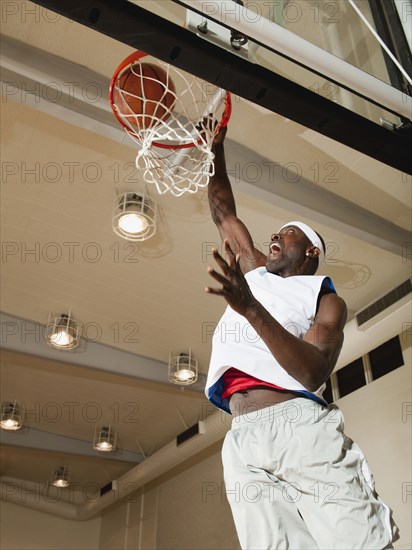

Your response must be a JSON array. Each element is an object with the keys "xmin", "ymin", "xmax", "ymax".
[
  {"xmin": 336, "ymin": 358, "xmax": 366, "ymax": 398},
  {"xmin": 369, "ymin": 336, "xmax": 404, "ymax": 381},
  {"xmin": 323, "ymin": 377, "xmax": 333, "ymax": 404},
  {"xmin": 333, "ymin": 334, "xmax": 405, "ymax": 399}
]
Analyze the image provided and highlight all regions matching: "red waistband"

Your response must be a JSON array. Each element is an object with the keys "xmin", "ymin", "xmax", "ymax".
[{"xmin": 222, "ymin": 368, "xmax": 285, "ymax": 399}]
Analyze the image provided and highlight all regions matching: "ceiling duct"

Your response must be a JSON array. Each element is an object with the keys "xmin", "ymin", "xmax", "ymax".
[
  {"xmin": 0, "ymin": 410, "xmax": 230, "ymax": 520},
  {"xmin": 355, "ymin": 278, "xmax": 412, "ymax": 331},
  {"xmin": 176, "ymin": 421, "xmax": 205, "ymax": 446}
]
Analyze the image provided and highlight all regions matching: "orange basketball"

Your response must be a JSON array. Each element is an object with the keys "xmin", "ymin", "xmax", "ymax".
[{"xmin": 113, "ymin": 63, "xmax": 176, "ymax": 129}]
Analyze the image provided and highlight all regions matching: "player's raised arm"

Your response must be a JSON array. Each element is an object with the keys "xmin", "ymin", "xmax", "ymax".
[{"xmin": 208, "ymin": 126, "xmax": 267, "ymax": 273}]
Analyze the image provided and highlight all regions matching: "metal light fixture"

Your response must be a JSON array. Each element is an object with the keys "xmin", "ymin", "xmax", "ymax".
[
  {"xmin": 168, "ymin": 350, "xmax": 198, "ymax": 385},
  {"xmin": 113, "ymin": 192, "xmax": 156, "ymax": 241},
  {"xmin": 51, "ymin": 466, "xmax": 70, "ymax": 488},
  {"xmin": 46, "ymin": 311, "xmax": 80, "ymax": 350},
  {"xmin": 0, "ymin": 401, "xmax": 23, "ymax": 430},
  {"xmin": 93, "ymin": 426, "xmax": 116, "ymax": 452}
]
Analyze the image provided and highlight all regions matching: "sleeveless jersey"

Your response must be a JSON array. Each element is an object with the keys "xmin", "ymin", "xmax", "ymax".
[{"xmin": 205, "ymin": 267, "xmax": 336, "ymax": 413}]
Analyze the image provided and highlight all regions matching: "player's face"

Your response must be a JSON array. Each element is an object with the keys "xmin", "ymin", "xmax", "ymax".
[{"xmin": 266, "ymin": 225, "xmax": 309, "ymax": 275}]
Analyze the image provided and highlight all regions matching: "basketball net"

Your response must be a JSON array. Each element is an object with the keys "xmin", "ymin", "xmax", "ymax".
[{"xmin": 110, "ymin": 51, "xmax": 232, "ymax": 197}]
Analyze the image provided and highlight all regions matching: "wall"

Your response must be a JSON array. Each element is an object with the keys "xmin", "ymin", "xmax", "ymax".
[
  {"xmin": 99, "ymin": 486, "xmax": 157, "ymax": 550},
  {"xmin": 337, "ymin": 365, "xmax": 411, "ymax": 549},
  {"xmin": 337, "ymin": 336, "xmax": 411, "ymax": 550},
  {"xmin": 0, "ymin": 501, "xmax": 101, "ymax": 550},
  {"xmin": 155, "ymin": 443, "xmax": 239, "ymax": 550},
  {"xmin": 97, "ymin": 443, "xmax": 238, "ymax": 550}
]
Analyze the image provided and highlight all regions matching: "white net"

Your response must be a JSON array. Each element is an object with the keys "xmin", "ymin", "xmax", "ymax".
[{"xmin": 111, "ymin": 55, "xmax": 231, "ymax": 196}]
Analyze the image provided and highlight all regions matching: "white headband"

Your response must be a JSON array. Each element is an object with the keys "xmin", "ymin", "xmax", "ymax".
[{"xmin": 279, "ymin": 221, "xmax": 325, "ymax": 270}]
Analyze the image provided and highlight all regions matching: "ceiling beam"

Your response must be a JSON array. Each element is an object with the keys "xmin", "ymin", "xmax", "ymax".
[
  {"xmin": 0, "ymin": 427, "xmax": 144, "ymax": 463},
  {"xmin": 26, "ymin": 0, "xmax": 412, "ymax": 173},
  {"xmin": 1, "ymin": 36, "xmax": 126, "ymax": 144},
  {"xmin": 226, "ymin": 143, "xmax": 410, "ymax": 257},
  {"xmin": 0, "ymin": 312, "xmax": 207, "ymax": 393}
]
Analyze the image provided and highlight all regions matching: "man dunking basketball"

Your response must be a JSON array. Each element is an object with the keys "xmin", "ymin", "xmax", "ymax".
[{"xmin": 204, "ymin": 126, "xmax": 399, "ymax": 550}]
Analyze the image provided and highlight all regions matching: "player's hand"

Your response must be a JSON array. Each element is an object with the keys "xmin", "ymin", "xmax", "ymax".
[
  {"xmin": 212, "ymin": 123, "xmax": 227, "ymax": 147},
  {"xmin": 196, "ymin": 116, "xmax": 227, "ymax": 147},
  {"xmin": 205, "ymin": 240, "xmax": 257, "ymax": 316}
]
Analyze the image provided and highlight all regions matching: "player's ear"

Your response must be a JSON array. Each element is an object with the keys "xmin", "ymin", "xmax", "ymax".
[{"xmin": 306, "ymin": 246, "xmax": 320, "ymax": 258}]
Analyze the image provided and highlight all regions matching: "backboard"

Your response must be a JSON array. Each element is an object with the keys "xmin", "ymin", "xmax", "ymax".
[
  {"xmin": 183, "ymin": 0, "xmax": 411, "ymax": 126},
  {"xmin": 132, "ymin": 0, "xmax": 412, "ymax": 172}
]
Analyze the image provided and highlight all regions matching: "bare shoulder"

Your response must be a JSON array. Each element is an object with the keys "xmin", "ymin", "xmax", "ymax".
[
  {"xmin": 304, "ymin": 291, "xmax": 347, "ymax": 372},
  {"xmin": 316, "ymin": 292, "xmax": 347, "ymax": 328}
]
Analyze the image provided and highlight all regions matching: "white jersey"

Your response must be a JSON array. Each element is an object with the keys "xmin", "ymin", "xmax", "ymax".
[{"xmin": 205, "ymin": 267, "xmax": 336, "ymax": 413}]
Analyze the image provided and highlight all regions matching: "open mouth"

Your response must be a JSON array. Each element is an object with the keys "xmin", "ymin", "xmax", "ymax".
[{"xmin": 269, "ymin": 243, "xmax": 281, "ymax": 254}]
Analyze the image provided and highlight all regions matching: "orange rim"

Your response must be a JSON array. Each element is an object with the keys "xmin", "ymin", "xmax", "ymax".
[{"xmin": 109, "ymin": 50, "xmax": 232, "ymax": 149}]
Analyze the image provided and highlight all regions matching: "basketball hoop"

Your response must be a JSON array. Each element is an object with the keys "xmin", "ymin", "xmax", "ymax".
[{"xmin": 110, "ymin": 51, "xmax": 232, "ymax": 196}]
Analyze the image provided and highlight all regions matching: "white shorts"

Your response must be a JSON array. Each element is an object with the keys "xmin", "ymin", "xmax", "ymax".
[{"xmin": 222, "ymin": 398, "xmax": 399, "ymax": 550}]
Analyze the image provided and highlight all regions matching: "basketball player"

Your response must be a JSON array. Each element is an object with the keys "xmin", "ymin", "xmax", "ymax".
[{"xmin": 204, "ymin": 125, "xmax": 399, "ymax": 549}]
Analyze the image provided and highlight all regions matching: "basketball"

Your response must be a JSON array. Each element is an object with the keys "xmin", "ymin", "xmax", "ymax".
[{"xmin": 113, "ymin": 62, "xmax": 176, "ymax": 129}]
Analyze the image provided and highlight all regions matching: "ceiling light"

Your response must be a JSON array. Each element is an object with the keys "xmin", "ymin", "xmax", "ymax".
[
  {"xmin": 0, "ymin": 401, "xmax": 23, "ymax": 430},
  {"xmin": 46, "ymin": 312, "xmax": 80, "ymax": 350},
  {"xmin": 93, "ymin": 426, "xmax": 116, "ymax": 452},
  {"xmin": 113, "ymin": 192, "xmax": 156, "ymax": 241},
  {"xmin": 51, "ymin": 466, "xmax": 70, "ymax": 488},
  {"xmin": 169, "ymin": 350, "xmax": 198, "ymax": 385}
]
